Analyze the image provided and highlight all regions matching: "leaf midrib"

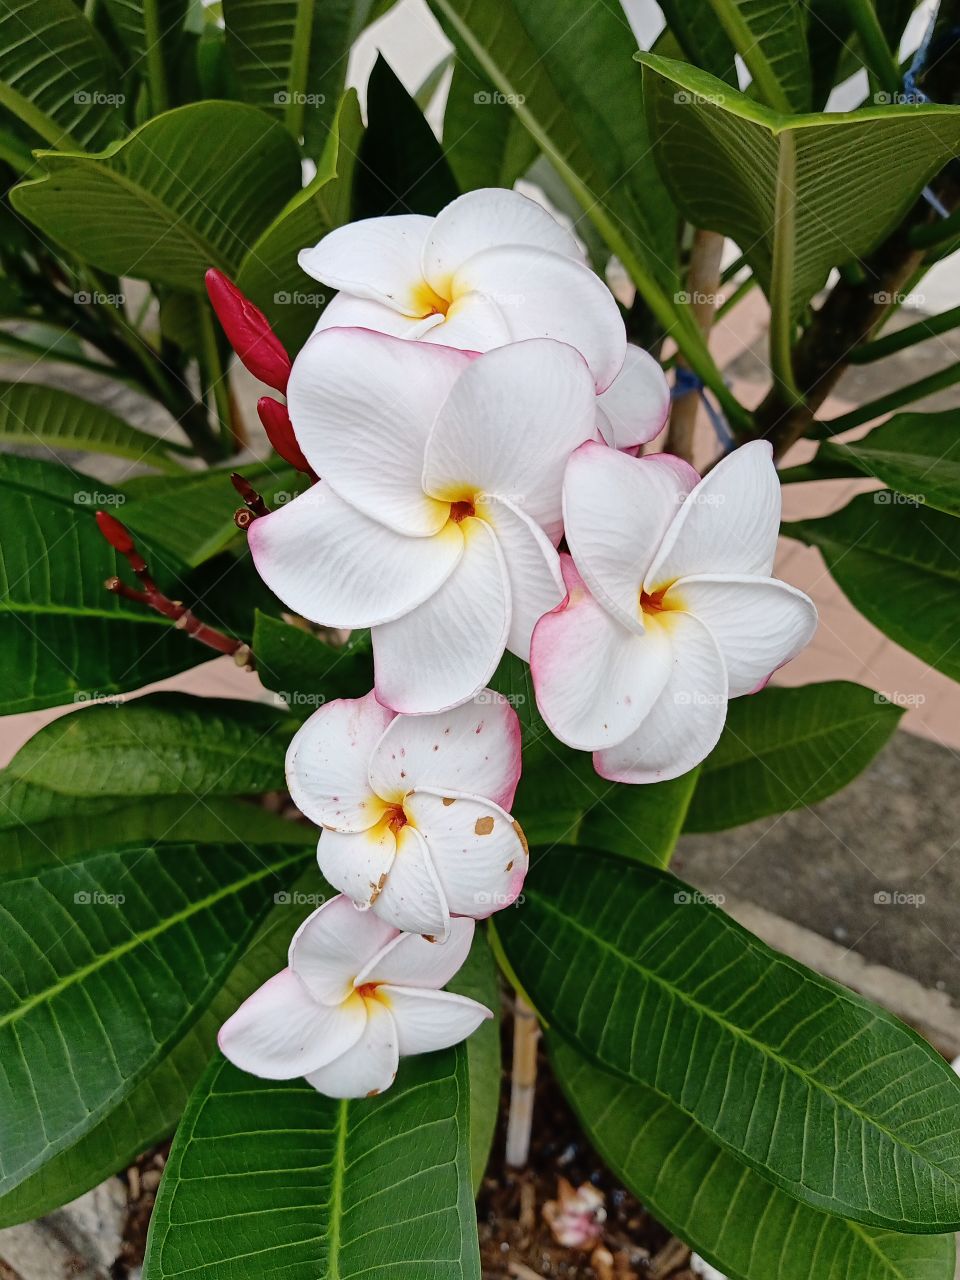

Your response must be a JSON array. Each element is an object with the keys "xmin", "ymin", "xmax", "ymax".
[
  {"xmin": 786, "ymin": 520, "xmax": 960, "ymax": 583},
  {"xmin": 704, "ymin": 707, "xmax": 896, "ymax": 771}
]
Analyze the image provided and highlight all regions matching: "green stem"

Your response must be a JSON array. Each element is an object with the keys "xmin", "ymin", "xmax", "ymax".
[
  {"xmin": 816, "ymin": 362, "xmax": 960, "ymax": 435},
  {"xmin": 769, "ymin": 133, "xmax": 804, "ymax": 405},
  {"xmin": 143, "ymin": 0, "xmax": 169, "ymax": 114},
  {"xmin": 909, "ymin": 205, "xmax": 960, "ymax": 250},
  {"xmin": 850, "ymin": 304, "xmax": 960, "ymax": 363},
  {"xmin": 842, "ymin": 0, "xmax": 902, "ymax": 98},
  {"xmin": 715, "ymin": 273, "xmax": 756, "ymax": 320},
  {"xmin": 198, "ymin": 300, "xmax": 233, "ymax": 454}
]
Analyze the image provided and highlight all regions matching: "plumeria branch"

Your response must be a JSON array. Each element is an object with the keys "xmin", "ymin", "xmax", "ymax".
[{"xmin": 95, "ymin": 511, "xmax": 255, "ymax": 669}]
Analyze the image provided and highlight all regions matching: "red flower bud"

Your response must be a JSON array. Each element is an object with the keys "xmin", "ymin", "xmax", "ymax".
[
  {"xmin": 95, "ymin": 510, "xmax": 135, "ymax": 555},
  {"xmin": 257, "ymin": 396, "xmax": 314, "ymax": 476},
  {"xmin": 205, "ymin": 268, "xmax": 291, "ymax": 392}
]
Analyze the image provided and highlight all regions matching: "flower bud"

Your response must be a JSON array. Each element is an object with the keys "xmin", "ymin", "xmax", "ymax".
[
  {"xmin": 257, "ymin": 396, "xmax": 313, "ymax": 475},
  {"xmin": 95, "ymin": 511, "xmax": 135, "ymax": 555},
  {"xmin": 205, "ymin": 268, "xmax": 291, "ymax": 391}
]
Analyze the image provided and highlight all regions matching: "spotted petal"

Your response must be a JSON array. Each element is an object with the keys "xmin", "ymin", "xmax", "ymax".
[
  {"xmin": 304, "ymin": 999, "xmax": 399, "ymax": 1098},
  {"xmin": 358, "ymin": 916, "xmax": 476, "ymax": 990},
  {"xmin": 288, "ymin": 896, "xmax": 398, "ymax": 1006}
]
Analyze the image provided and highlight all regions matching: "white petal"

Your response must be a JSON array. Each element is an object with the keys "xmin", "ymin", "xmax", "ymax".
[
  {"xmin": 287, "ymin": 328, "xmax": 471, "ymax": 536},
  {"xmin": 422, "ymin": 339, "xmax": 597, "ymax": 542},
  {"xmin": 311, "ymin": 292, "xmax": 444, "ymax": 341},
  {"xmin": 372, "ymin": 517, "xmax": 510, "ymax": 714},
  {"xmin": 454, "ymin": 245, "xmax": 626, "ymax": 391},
  {"xmin": 249, "ymin": 482, "xmax": 463, "ymax": 628},
  {"xmin": 596, "ymin": 345, "xmax": 671, "ymax": 449},
  {"xmin": 372, "ymin": 824, "xmax": 450, "ymax": 939},
  {"xmin": 288, "ymin": 896, "xmax": 398, "ymax": 1006},
  {"xmin": 531, "ymin": 554, "xmax": 673, "ymax": 751},
  {"xmin": 368, "ymin": 693, "xmax": 522, "ymax": 810},
  {"xmin": 666, "ymin": 574, "xmax": 818, "ymax": 697},
  {"xmin": 382, "ymin": 987, "xmax": 492, "ymax": 1056},
  {"xmin": 286, "ymin": 692, "xmax": 394, "ymax": 831},
  {"xmin": 420, "ymin": 290, "xmax": 511, "ymax": 350},
  {"xmin": 480, "ymin": 497, "xmax": 564, "ymax": 658},
  {"xmin": 217, "ymin": 968, "xmax": 366, "ymax": 1079},
  {"xmin": 406, "ymin": 788, "xmax": 528, "ymax": 917},
  {"xmin": 563, "ymin": 442, "xmax": 699, "ymax": 634},
  {"xmin": 422, "ymin": 188, "xmax": 580, "ymax": 292},
  {"xmin": 645, "ymin": 441, "xmax": 781, "ymax": 592},
  {"xmin": 359, "ymin": 916, "xmax": 476, "ymax": 990},
  {"xmin": 304, "ymin": 999, "xmax": 399, "ymax": 1098},
  {"xmin": 298, "ymin": 214, "xmax": 434, "ymax": 314},
  {"xmin": 595, "ymin": 612, "xmax": 728, "ymax": 784},
  {"xmin": 317, "ymin": 821, "xmax": 397, "ymax": 911}
]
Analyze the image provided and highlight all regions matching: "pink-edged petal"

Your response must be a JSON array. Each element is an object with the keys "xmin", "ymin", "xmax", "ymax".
[
  {"xmin": 422, "ymin": 188, "xmax": 580, "ymax": 292},
  {"xmin": 420, "ymin": 290, "xmax": 511, "ymax": 350},
  {"xmin": 288, "ymin": 895, "xmax": 398, "ymax": 1006},
  {"xmin": 406, "ymin": 788, "xmax": 528, "ymax": 918},
  {"xmin": 311, "ymin": 292, "xmax": 444, "ymax": 341},
  {"xmin": 359, "ymin": 915, "xmax": 475, "ymax": 990},
  {"xmin": 316, "ymin": 820, "xmax": 397, "ymax": 911},
  {"xmin": 304, "ymin": 999, "xmax": 399, "ymax": 1098},
  {"xmin": 382, "ymin": 987, "xmax": 492, "ymax": 1056},
  {"xmin": 298, "ymin": 214, "xmax": 434, "ymax": 314},
  {"xmin": 249, "ymin": 482, "xmax": 463, "ymax": 628},
  {"xmin": 372, "ymin": 516, "xmax": 510, "ymax": 714},
  {"xmin": 286, "ymin": 692, "xmax": 394, "ymax": 831},
  {"xmin": 368, "ymin": 693, "xmax": 522, "ymax": 810},
  {"xmin": 480, "ymin": 496, "xmax": 564, "ymax": 658},
  {"xmin": 666, "ymin": 574, "xmax": 818, "ymax": 698},
  {"xmin": 217, "ymin": 968, "xmax": 366, "ymax": 1080},
  {"xmin": 423, "ymin": 338, "xmax": 597, "ymax": 542},
  {"xmin": 453, "ymin": 245, "xmax": 626, "ymax": 391},
  {"xmin": 645, "ymin": 440, "xmax": 781, "ymax": 592},
  {"xmin": 596, "ymin": 345, "xmax": 671, "ymax": 449},
  {"xmin": 372, "ymin": 824, "xmax": 450, "ymax": 939},
  {"xmin": 287, "ymin": 328, "xmax": 471, "ymax": 536},
  {"xmin": 563, "ymin": 442, "xmax": 699, "ymax": 635},
  {"xmin": 595, "ymin": 612, "xmax": 728, "ymax": 784},
  {"xmin": 531, "ymin": 554, "xmax": 673, "ymax": 751}
]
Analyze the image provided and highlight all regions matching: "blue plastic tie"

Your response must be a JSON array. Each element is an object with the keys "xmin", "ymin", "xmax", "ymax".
[
  {"xmin": 901, "ymin": 6, "xmax": 957, "ymax": 218},
  {"xmin": 671, "ymin": 366, "xmax": 736, "ymax": 453}
]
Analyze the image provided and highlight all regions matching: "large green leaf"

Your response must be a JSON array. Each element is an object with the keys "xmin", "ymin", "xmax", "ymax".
[
  {"xmin": 784, "ymin": 495, "xmax": 960, "ymax": 683},
  {"xmin": 0, "ymin": 454, "xmax": 209, "ymax": 715},
  {"xmin": 550, "ymin": 1036, "xmax": 957, "ymax": 1280},
  {"xmin": 236, "ymin": 90, "xmax": 363, "ymax": 351},
  {"xmin": 11, "ymin": 103, "xmax": 301, "ymax": 291},
  {"xmin": 98, "ymin": 0, "xmax": 187, "ymax": 89},
  {"xmin": 442, "ymin": 59, "xmax": 538, "ymax": 191},
  {"xmin": 637, "ymin": 54, "xmax": 960, "ymax": 390},
  {"xmin": 658, "ymin": 0, "xmax": 811, "ymax": 112},
  {"xmin": 6, "ymin": 693, "xmax": 292, "ymax": 798},
  {"xmin": 144, "ymin": 1047, "xmax": 482, "ymax": 1279},
  {"xmin": 685, "ymin": 681, "xmax": 903, "ymax": 832},
  {"xmin": 0, "ymin": 0, "xmax": 123, "ymax": 149},
  {"xmin": 448, "ymin": 927, "xmax": 501, "ymax": 1190},
  {"xmin": 222, "ymin": 0, "xmax": 379, "ymax": 153},
  {"xmin": 252, "ymin": 611, "xmax": 373, "ymax": 710},
  {"xmin": 497, "ymin": 848, "xmax": 960, "ymax": 1231},
  {"xmin": 0, "ymin": 381, "xmax": 186, "ymax": 471},
  {"xmin": 0, "ymin": 809, "xmax": 316, "ymax": 1226},
  {"xmin": 815, "ymin": 410, "xmax": 960, "ymax": 517},
  {"xmin": 0, "ymin": 837, "xmax": 310, "ymax": 1198}
]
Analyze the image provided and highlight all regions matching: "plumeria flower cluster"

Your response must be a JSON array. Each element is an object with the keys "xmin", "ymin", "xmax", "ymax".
[{"xmin": 207, "ymin": 185, "xmax": 817, "ymax": 1100}]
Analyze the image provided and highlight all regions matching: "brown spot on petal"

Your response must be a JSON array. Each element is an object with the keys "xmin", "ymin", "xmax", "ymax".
[
  {"xmin": 513, "ymin": 821, "xmax": 529, "ymax": 856},
  {"xmin": 442, "ymin": 796, "xmax": 456, "ymax": 807},
  {"xmin": 475, "ymin": 816, "xmax": 495, "ymax": 836},
  {"xmin": 505, "ymin": 860, "xmax": 514, "ymax": 872},
  {"xmin": 366, "ymin": 1088, "xmax": 380, "ymax": 1097},
  {"xmin": 369, "ymin": 872, "xmax": 388, "ymax": 904},
  {"xmin": 424, "ymin": 934, "xmax": 437, "ymax": 944}
]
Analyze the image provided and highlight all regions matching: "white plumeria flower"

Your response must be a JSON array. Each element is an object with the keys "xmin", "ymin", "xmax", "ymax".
[
  {"xmin": 300, "ymin": 187, "xmax": 626, "ymax": 392},
  {"xmin": 249, "ymin": 327, "xmax": 597, "ymax": 713},
  {"xmin": 219, "ymin": 896, "xmax": 490, "ymax": 1099},
  {"xmin": 595, "ymin": 344, "xmax": 671, "ymax": 450},
  {"xmin": 286, "ymin": 690, "xmax": 528, "ymax": 939},
  {"xmin": 531, "ymin": 440, "xmax": 817, "ymax": 783}
]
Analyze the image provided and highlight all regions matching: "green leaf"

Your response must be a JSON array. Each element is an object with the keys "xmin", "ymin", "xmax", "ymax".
[
  {"xmin": 0, "ymin": 454, "xmax": 208, "ymax": 715},
  {"xmin": 637, "ymin": 54, "xmax": 960, "ymax": 390},
  {"xmin": 120, "ymin": 463, "xmax": 305, "ymax": 567},
  {"xmin": 658, "ymin": 0, "xmax": 811, "ymax": 112},
  {"xmin": 0, "ymin": 837, "xmax": 310, "ymax": 1199},
  {"xmin": 6, "ymin": 692, "xmax": 292, "ymax": 798},
  {"xmin": 550, "ymin": 1036, "xmax": 957, "ymax": 1280},
  {"xmin": 685, "ymin": 681, "xmax": 904, "ymax": 832},
  {"xmin": 0, "ymin": 0, "xmax": 123, "ymax": 149},
  {"xmin": 448, "ymin": 927, "xmax": 501, "ymax": 1191},
  {"xmin": 98, "ymin": 0, "xmax": 187, "ymax": 84},
  {"xmin": 0, "ymin": 380, "xmax": 186, "ymax": 471},
  {"xmin": 144, "ymin": 1047, "xmax": 482, "ymax": 1279},
  {"xmin": 497, "ymin": 848, "xmax": 960, "ymax": 1231},
  {"xmin": 815, "ymin": 410, "xmax": 960, "ymax": 517},
  {"xmin": 252, "ymin": 610, "xmax": 373, "ymax": 709},
  {"xmin": 236, "ymin": 89, "xmax": 363, "ymax": 352},
  {"xmin": 442, "ymin": 60, "xmax": 538, "ymax": 191},
  {"xmin": 11, "ymin": 102, "xmax": 302, "ymax": 291},
  {"xmin": 222, "ymin": 0, "xmax": 378, "ymax": 154},
  {"xmin": 354, "ymin": 55, "xmax": 459, "ymax": 218},
  {"xmin": 784, "ymin": 494, "xmax": 960, "ymax": 683}
]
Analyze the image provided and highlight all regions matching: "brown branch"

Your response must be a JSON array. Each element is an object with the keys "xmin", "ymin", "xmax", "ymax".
[{"xmin": 667, "ymin": 228, "xmax": 726, "ymax": 464}]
